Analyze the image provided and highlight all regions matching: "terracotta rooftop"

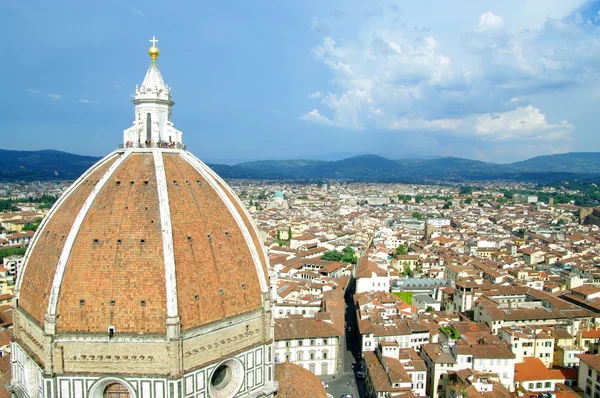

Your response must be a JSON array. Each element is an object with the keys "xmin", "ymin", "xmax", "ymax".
[
  {"xmin": 581, "ymin": 329, "xmax": 600, "ymax": 338},
  {"xmin": 447, "ymin": 369, "xmax": 510, "ymax": 398},
  {"xmin": 274, "ymin": 362, "xmax": 327, "ymax": 398},
  {"xmin": 515, "ymin": 357, "xmax": 577, "ymax": 382},
  {"xmin": 577, "ymin": 354, "xmax": 600, "ymax": 372},
  {"xmin": 274, "ymin": 317, "xmax": 342, "ymax": 340},
  {"xmin": 355, "ymin": 255, "xmax": 387, "ymax": 278}
]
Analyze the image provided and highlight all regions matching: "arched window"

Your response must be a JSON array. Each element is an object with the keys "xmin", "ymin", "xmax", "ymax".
[
  {"xmin": 297, "ymin": 352, "xmax": 303, "ymax": 361},
  {"xmin": 321, "ymin": 362, "xmax": 328, "ymax": 375},
  {"xmin": 104, "ymin": 383, "xmax": 130, "ymax": 398},
  {"xmin": 146, "ymin": 113, "xmax": 152, "ymax": 142}
]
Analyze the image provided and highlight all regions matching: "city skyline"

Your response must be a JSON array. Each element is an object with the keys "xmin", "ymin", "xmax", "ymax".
[{"xmin": 3, "ymin": 0, "xmax": 600, "ymax": 164}]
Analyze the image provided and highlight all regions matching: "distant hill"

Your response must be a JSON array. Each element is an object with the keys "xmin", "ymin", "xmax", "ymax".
[
  {"xmin": 229, "ymin": 152, "xmax": 600, "ymax": 182},
  {"xmin": 205, "ymin": 163, "xmax": 286, "ymax": 180},
  {"xmin": 393, "ymin": 157, "xmax": 503, "ymax": 180},
  {"xmin": 236, "ymin": 159, "xmax": 326, "ymax": 171},
  {"xmin": 1, "ymin": 149, "xmax": 600, "ymax": 183},
  {"xmin": 303, "ymin": 155, "xmax": 404, "ymax": 180},
  {"xmin": 508, "ymin": 152, "xmax": 600, "ymax": 173},
  {"xmin": 0, "ymin": 149, "xmax": 100, "ymax": 181}
]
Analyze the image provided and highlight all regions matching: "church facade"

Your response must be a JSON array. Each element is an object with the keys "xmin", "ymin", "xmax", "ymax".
[{"xmin": 10, "ymin": 38, "xmax": 278, "ymax": 398}]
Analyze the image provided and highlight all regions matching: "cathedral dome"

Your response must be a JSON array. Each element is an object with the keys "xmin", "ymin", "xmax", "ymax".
[
  {"xmin": 16, "ymin": 149, "xmax": 269, "ymax": 335},
  {"xmin": 11, "ymin": 38, "xmax": 277, "ymax": 398}
]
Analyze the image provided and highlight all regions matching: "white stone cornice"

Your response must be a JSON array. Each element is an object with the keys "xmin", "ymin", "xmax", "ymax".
[
  {"xmin": 118, "ymin": 148, "xmax": 184, "ymax": 154},
  {"xmin": 45, "ymin": 150, "xmax": 132, "ymax": 317},
  {"xmin": 153, "ymin": 150, "xmax": 179, "ymax": 321},
  {"xmin": 14, "ymin": 151, "xmax": 120, "ymax": 300},
  {"xmin": 180, "ymin": 151, "xmax": 269, "ymax": 295}
]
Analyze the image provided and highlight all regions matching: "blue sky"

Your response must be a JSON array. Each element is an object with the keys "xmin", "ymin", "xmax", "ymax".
[{"xmin": 2, "ymin": 0, "xmax": 600, "ymax": 164}]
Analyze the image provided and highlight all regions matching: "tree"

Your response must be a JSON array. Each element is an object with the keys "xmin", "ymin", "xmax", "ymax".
[
  {"xmin": 0, "ymin": 200, "xmax": 19, "ymax": 213},
  {"xmin": 341, "ymin": 253, "xmax": 357, "ymax": 264},
  {"xmin": 465, "ymin": 198, "xmax": 472, "ymax": 204},
  {"xmin": 426, "ymin": 306, "xmax": 434, "ymax": 312},
  {"xmin": 342, "ymin": 246, "xmax": 355, "ymax": 255},
  {"xmin": 459, "ymin": 186, "xmax": 474, "ymax": 195},
  {"xmin": 395, "ymin": 244, "xmax": 408, "ymax": 256},
  {"xmin": 21, "ymin": 218, "xmax": 42, "ymax": 232},
  {"xmin": 442, "ymin": 201, "xmax": 452, "ymax": 209},
  {"xmin": 322, "ymin": 251, "xmax": 342, "ymax": 262},
  {"xmin": 412, "ymin": 212, "xmax": 423, "ymax": 220},
  {"xmin": 415, "ymin": 195, "xmax": 424, "ymax": 203},
  {"xmin": 0, "ymin": 247, "xmax": 26, "ymax": 261},
  {"xmin": 341, "ymin": 246, "xmax": 357, "ymax": 264},
  {"xmin": 322, "ymin": 247, "xmax": 357, "ymax": 264}
]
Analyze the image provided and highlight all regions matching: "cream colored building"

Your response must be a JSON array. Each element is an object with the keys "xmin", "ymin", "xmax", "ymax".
[{"xmin": 274, "ymin": 318, "xmax": 340, "ymax": 375}]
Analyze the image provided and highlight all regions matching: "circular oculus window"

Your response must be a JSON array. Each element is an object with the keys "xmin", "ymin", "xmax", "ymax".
[{"xmin": 209, "ymin": 359, "xmax": 244, "ymax": 398}]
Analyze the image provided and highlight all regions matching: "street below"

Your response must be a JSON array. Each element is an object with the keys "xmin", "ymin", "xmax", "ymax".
[{"xmin": 320, "ymin": 278, "xmax": 366, "ymax": 398}]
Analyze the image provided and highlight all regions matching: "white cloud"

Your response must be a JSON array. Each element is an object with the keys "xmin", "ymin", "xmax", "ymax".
[
  {"xmin": 302, "ymin": 7, "xmax": 590, "ymax": 146},
  {"xmin": 299, "ymin": 109, "xmax": 336, "ymax": 126},
  {"xmin": 79, "ymin": 99, "xmax": 89, "ymax": 103},
  {"xmin": 26, "ymin": 88, "xmax": 65, "ymax": 101},
  {"xmin": 466, "ymin": 13, "xmax": 600, "ymax": 92},
  {"xmin": 129, "ymin": 6, "xmax": 146, "ymax": 17},
  {"xmin": 306, "ymin": 33, "xmax": 454, "ymax": 129},
  {"xmin": 388, "ymin": 105, "xmax": 572, "ymax": 142},
  {"xmin": 389, "ymin": 117, "xmax": 463, "ymax": 131},
  {"xmin": 477, "ymin": 12, "xmax": 504, "ymax": 31},
  {"xmin": 473, "ymin": 105, "xmax": 573, "ymax": 140},
  {"xmin": 115, "ymin": 85, "xmax": 123, "ymax": 90}
]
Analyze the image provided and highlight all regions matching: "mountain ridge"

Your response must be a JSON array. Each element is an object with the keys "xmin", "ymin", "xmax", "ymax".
[{"xmin": 1, "ymin": 149, "xmax": 599, "ymax": 182}]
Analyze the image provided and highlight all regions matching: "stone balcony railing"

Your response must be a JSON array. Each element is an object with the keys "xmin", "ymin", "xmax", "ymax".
[{"xmin": 120, "ymin": 142, "xmax": 186, "ymax": 150}]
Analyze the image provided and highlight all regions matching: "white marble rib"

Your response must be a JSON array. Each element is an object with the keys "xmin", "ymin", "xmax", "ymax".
[
  {"xmin": 153, "ymin": 150, "xmax": 179, "ymax": 318},
  {"xmin": 46, "ymin": 150, "xmax": 132, "ymax": 316},
  {"xmin": 181, "ymin": 151, "xmax": 269, "ymax": 295}
]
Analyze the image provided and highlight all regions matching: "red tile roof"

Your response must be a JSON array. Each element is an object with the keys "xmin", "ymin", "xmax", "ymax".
[
  {"xmin": 274, "ymin": 362, "xmax": 327, "ymax": 398},
  {"xmin": 515, "ymin": 357, "xmax": 577, "ymax": 382}
]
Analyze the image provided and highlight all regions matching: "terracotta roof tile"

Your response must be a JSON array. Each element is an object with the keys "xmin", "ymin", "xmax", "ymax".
[{"xmin": 274, "ymin": 362, "xmax": 327, "ymax": 398}]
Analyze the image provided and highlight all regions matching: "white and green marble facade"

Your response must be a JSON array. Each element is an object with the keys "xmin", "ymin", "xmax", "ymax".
[{"xmin": 11, "ymin": 341, "xmax": 277, "ymax": 398}]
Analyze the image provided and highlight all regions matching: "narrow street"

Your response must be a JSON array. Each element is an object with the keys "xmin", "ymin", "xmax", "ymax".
[{"xmin": 320, "ymin": 277, "xmax": 366, "ymax": 398}]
